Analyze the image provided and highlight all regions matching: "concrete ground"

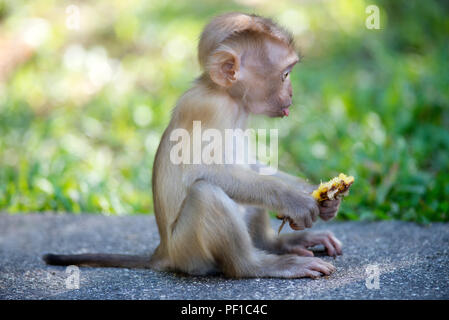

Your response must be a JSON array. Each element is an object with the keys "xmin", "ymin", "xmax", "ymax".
[{"xmin": 0, "ymin": 213, "xmax": 448, "ymax": 299}]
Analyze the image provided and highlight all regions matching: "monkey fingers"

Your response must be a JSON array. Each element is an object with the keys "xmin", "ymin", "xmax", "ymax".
[
  {"xmin": 279, "ymin": 217, "xmax": 304, "ymax": 233},
  {"xmin": 320, "ymin": 212, "xmax": 337, "ymax": 221},
  {"xmin": 289, "ymin": 219, "xmax": 304, "ymax": 231},
  {"xmin": 319, "ymin": 199, "xmax": 340, "ymax": 221},
  {"xmin": 287, "ymin": 231, "xmax": 342, "ymax": 258},
  {"xmin": 320, "ymin": 199, "xmax": 341, "ymax": 208},
  {"xmin": 283, "ymin": 257, "xmax": 336, "ymax": 278},
  {"xmin": 312, "ymin": 232, "xmax": 342, "ymax": 258},
  {"xmin": 287, "ymin": 216, "xmax": 312, "ymax": 231},
  {"xmin": 319, "ymin": 207, "xmax": 339, "ymax": 221},
  {"xmin": 285, "ymin": 244, "xmax": 314, "ymax": 257}
]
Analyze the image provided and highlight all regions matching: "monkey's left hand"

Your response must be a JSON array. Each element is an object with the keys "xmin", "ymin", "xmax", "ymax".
[
  {"xmin": 278, "ymin": 230, "xmax": 343, "ymax": 258},
  {"xmin": 318, "ymin": 198, "xmax": 341, "ymax": 221}
]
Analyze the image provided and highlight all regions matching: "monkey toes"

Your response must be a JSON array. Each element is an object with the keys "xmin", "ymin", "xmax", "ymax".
[{"xmin": 284, "ymin": 256, "xmax": 336, "ymax": 279}]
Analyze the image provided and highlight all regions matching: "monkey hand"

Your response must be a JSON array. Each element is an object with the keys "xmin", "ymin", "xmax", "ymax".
[
  {"xmin": 318, "ymin": 198, "xmax": 341, "ymax": 221},
  {"xmin": 278, "ymin": 230, "xmax": 343, "ymax": 258},
  {"xmin": 277, "ymin": 191, "xmax": 319, "ymax": 231}
]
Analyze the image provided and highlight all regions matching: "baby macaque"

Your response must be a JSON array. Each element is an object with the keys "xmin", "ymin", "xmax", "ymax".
[{"xmin": 44, "ymin": 13, "xmax": 343, "ymax": 279}]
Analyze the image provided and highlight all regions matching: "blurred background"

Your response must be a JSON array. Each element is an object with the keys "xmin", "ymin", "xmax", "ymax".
[{"xmin": 0, "ymin": 0, "xmax": 448, "ymax": 222}]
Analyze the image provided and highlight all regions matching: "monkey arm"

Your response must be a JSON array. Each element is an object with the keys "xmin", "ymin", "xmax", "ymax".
[
  {"xmin": 271, "ymin": 170, "xmax": 316, "ymax": 194},
  {"xmin": 190, "ymin": 164, "xmax": 319, "ymax": 225},
  {"xmin": 192, "ymin": 164, "xmax": 289, "ymax": 210},
  {"xmin": 249, "ymin": 162, "xmax": 317, "ymax": 194}
]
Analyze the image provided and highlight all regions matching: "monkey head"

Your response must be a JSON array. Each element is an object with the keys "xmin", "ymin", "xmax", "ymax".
[{"xmin": 199, "ymin": 13, "xmax": 299, "ymax": 118}]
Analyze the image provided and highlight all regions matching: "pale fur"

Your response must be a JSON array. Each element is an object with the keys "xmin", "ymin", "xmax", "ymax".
[{"xmin": 43, "ymin": 13, "xmax": 342, "ymax": 278}]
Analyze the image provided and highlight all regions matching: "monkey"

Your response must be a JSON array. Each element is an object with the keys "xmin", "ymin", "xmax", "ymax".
[{"xmin": 44, "ymin": 13, "xmax": 342, "ymax": 278}]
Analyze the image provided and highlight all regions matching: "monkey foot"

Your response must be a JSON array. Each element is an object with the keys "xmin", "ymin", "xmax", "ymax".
[{"xmin": 274, "ymin": 256, "xmax": 336, "ymax": 279}]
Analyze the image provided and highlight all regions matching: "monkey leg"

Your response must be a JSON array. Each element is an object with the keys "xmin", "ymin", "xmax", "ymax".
[
  {"xmin": 169, "ymin": 180, "xmax": 258, "ymax": 276},
  {"xmin": 244, "ymin": 206, "xmax": 278, "ymax": 251},
  {"xmin": 244, "ymin": 207, "xmax": 342, "ymax": 258},
  {"xmin": 169, "ymin": 180, "xmax": 335, "ymax": 278}
]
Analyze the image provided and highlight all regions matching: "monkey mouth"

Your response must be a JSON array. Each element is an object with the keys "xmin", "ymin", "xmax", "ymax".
[{"xmin": 281, "ymin": 107, "xmax": 290, "ymax": 117}]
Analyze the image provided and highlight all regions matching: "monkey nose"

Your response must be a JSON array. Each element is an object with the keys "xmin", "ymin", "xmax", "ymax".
[
  {"xmin": 282, "ymin": 100, "xmax": 292, "ymax": 109},
  {"xmin": 283, "ymin": 97, "xmax": 293, "ymax": 107}
]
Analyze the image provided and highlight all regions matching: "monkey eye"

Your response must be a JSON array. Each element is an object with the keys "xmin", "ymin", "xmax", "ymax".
[{"xmin": 282, "ymin": 71, "xmax": 289, "ymax": 81}]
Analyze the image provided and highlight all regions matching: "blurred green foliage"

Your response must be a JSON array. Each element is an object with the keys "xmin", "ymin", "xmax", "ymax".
[{"xmin": 0, "ymin": 0, "xmax": 448, "ymax": 222}]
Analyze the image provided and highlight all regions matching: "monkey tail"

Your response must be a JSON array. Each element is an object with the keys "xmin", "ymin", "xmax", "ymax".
[{"xmin": 42, "ymin": 253, "xmax": 153, "ymax": 269}]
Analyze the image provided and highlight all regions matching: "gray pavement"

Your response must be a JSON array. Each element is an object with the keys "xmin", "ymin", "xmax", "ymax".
[{"xmin": 0, "ymin": 213, "xmax": 448, "ymax": 299}]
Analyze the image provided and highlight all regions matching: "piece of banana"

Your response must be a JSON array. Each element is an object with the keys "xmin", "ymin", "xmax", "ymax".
[
  {"xmin": 277, "ymin": 173, "xmax": 354, "ymax": 235},
  {"xmin": 312, "ymin": 173, "xmax": 354, "ymax": 202}
]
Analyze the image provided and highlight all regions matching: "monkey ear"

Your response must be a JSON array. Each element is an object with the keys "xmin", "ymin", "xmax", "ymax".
[{"xmin": 208, "ymin": 50, "xmax": 240, "ymax": 88}]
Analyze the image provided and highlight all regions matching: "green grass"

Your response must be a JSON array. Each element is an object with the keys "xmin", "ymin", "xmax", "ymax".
[{"xmin": 0, "ymin": 0, "xmax": 448, "ymax": 222}]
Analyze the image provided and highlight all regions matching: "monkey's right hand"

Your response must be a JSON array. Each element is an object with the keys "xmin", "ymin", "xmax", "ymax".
[{"xmin": 277, "ymin": 191, "xmax": 320, "ymax": 230}]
